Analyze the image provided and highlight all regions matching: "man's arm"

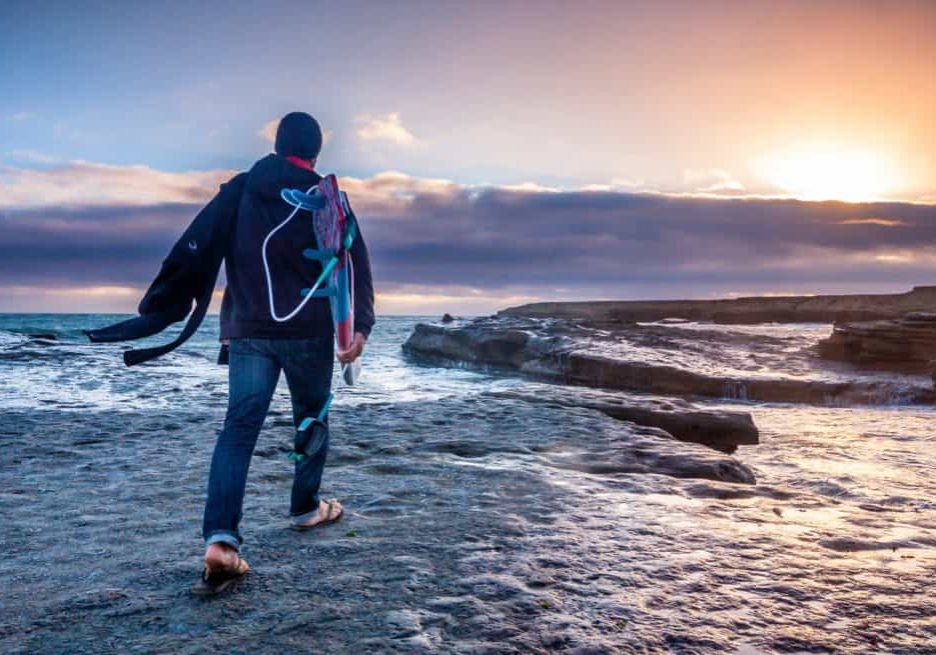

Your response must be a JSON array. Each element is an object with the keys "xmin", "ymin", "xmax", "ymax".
[
  {"xmin": 137, "ymin": 172, "xmax": 246, "ymax": 316},
  {"xmin": 85, "ymin": 173, "xmax": 246, "ymax": 365},
  {"xmin": 349, "ymin": 209, "xmax": 375, "ymax": 340}
]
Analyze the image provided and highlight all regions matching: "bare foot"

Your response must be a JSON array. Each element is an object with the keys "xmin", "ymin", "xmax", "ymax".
[
  {"xmin": 292, "ymin": 498, "xmax": 343, "ymax": 529},
  {"xmin": 192, "ymin": 543, "xmax": 249, "ymax": 596},
  {"xmin": 204, "ymin": 542, "xmax": 240, "ymax": 574}
]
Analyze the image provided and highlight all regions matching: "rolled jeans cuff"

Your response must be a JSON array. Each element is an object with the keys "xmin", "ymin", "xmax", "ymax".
[{"xmin": 205, "ymin": 530, "xmax": 241, "ymax": 551}]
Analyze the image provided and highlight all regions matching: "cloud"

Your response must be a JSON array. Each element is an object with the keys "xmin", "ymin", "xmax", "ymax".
[
  {"xmin": 0, "ymin": 284, "xmax": 141, "ymax": 313},
  {"xmin": 874, "ymin": 252, "xmax": 915, "ymax": 263},
  {"xmin": 355, "ymin": 113, "xmax": 418, "ymax": 147},
  {"xmin": 838, "ymin": 217, "xmax": 909, "ymax": 227},
  {"xmin": 338, "ymin": 170, "xmax": 461, "ymax": 213},
  {"xmin": 258, "ymin": 119, "xmax": 279, "ymax": 143},
  {"xmin": 376, "ymin": 284, "xmax": 541, "ymax": 316},
  {"xmin": 3, "ymin": 112, "xmax": 35, "ymax": 121},
  {"xmin": 0, "ymin": 161, "xmax": 235, "ymax": 209},
  {"xmin": 683, "ymin": 168, "xmax": 745, "ymax": 194},
  {"xmin": 3, "ymin": 160, "xmax": 936, "ymax": 313},
  {"xmin": 5, "ymin": 149, "xmax": 62, "ymax": 165}
]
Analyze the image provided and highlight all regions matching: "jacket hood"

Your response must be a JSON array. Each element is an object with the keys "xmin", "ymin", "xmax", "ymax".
[{"xmin": 245, "ymin": 154, "xmax": 322, "ymax": 201}]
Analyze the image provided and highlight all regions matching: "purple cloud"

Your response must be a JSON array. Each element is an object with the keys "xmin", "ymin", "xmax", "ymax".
[{"xmin": 2, "ymin": 166, "xmax": 936, "ymax": 308}]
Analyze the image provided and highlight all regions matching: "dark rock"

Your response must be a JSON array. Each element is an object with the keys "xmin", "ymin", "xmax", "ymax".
[
  {"xmin": 487, "ymin": 387, "xmax": 758, "ymax": 454},
  {"xmin": 441, "ymin": 313, "xmax": 455, "ymax": 323},
  {"xmin": 818, "ymin": 312, "xmax": 936, "ymax": 373},
  {"xmin": 403, "ymin": 322, "xmax": 760, "ymax": 452},
  {"xmin": 27, "ymin": 332, "xmax": 58, "ymax": 340},
  {"xmin": 403, "ymin": 319, "xmax": 934, "ymax": 406}
]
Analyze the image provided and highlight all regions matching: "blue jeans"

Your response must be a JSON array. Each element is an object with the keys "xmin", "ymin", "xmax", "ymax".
[{"xmin": 202, "ymin": 336, "xmax": 334, "ymax": 550}]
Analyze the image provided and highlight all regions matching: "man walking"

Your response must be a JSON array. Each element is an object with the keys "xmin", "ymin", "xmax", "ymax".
[{"xmin": 195, "ymin": 112, "xmax": 374, "ymax": 594}]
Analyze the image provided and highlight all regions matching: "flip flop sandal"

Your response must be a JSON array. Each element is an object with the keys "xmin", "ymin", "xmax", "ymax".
[
  {"xmin": 290, "ymin": 499, "xmax": 344, "ymax": 531},
  {"xmin": 190, "ymin": 556, "xmax": 250, "ymax": 597}
]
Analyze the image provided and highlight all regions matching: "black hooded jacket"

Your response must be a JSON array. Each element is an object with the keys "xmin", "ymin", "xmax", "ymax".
[
  {"xmin": 219, "ymin": 154, "xmax": 374, "ymax": 340},
  {"xmin": 86, "ymin": 154, "xmax": 374, "ymax": 365}
]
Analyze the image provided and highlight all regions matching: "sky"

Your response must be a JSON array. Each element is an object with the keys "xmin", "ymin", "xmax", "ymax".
[{"xmin": 1, "ymin": 0, "xmax": 935, "ymax": 314}]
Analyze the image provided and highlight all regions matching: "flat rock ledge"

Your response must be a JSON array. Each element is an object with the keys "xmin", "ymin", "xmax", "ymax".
[
  {"xmin": 403, "ymin": 321, "xmax": 760, "ymax": 454},
  {"xmin": 403, "ymin": 319, "xmax": 935, "ymax": 409},
  {"xmin": 486, "ymin": 386, "xmax": 757, "ymax": 455},
  {"xmin": 818, "ymin": 312, "xmax": 936, "ymax": 374}
]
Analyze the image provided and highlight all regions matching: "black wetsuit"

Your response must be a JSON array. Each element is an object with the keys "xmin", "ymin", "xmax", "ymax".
[{"xmin": 86, "ymin": 154, "xmax": 374, "ymax": 365}]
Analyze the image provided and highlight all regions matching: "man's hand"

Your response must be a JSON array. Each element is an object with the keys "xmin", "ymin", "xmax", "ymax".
[{"xmin": 337, "ymin": 332, "xmax": 367, "ymax": 364}]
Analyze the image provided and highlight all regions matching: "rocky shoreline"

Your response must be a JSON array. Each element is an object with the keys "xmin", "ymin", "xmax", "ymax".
[
  {"xmin": 403, "ymin": 319, "xmax": 760, "ymax": 453},
  {"xmin": 403, "ymin": 318, "xmax": 935, "ymax": 407}
]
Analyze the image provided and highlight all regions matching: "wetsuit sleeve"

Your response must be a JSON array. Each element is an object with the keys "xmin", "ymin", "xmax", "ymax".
[
  {"xmin": 137, "ymin": 173, "xmax": 246, "ymax": 317},
  {"xmin": 348, "ymin": 207, "xmax": 375, "ymax": 339},
  {"xmin": 85, "ymin": 172, "xmax": 246, "ymax": 361}
]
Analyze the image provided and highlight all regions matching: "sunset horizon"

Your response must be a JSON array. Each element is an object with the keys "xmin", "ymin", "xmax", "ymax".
[{"xmin": 3, "ymin": 1, "xmax": 936, "ymax": 314}]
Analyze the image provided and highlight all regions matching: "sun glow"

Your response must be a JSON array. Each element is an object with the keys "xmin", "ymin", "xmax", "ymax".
[{"xmin": 756, "ymin": 148, "xmax": 900, "ymax": 202}]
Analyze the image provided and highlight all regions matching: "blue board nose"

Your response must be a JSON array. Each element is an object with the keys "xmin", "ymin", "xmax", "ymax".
[{"xmin": 281, "ymin": 188, "xmax": 327, "ymax": 211}]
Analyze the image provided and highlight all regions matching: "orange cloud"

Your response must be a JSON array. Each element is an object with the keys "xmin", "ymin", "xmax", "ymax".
[
  {"xmin": 355, "ymin": 113, "xmax": 418, "ymax": 147},
  {"xmin": 839, "ymin": 217, "xmax": 909, "ymax": 227},
  {"xmin": 337, "ymin": 171, "xmax": 461, "ymax": 215},
  {"xmin": 375, "ymin": 285, "xmax": 541, "ymax": 316},
  {"xmin": 0, "ymin": 161, "xmax": 235, "ymax": 209},
  {"xmin": 258, "ymin": 119, "xmax": 279, "ymax": 143},
  {"xmin": 0, "ymin": 284, "xmax": 142, "ymax": 313}
]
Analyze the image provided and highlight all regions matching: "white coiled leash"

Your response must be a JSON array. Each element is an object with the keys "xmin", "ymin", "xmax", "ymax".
[{"xmin": 261, "ymin": 184, "xmax": 323, "ymax": 322}]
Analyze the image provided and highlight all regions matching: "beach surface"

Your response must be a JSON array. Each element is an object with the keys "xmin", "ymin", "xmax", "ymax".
[{"xmin": 2, "ymin": 314, "xmax": 935, "ymax": 653}]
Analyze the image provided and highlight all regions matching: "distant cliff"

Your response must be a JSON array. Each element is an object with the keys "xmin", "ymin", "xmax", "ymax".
[{"xmin": 500, "ymin": 286, "xmax": 936, "ymax": 325}]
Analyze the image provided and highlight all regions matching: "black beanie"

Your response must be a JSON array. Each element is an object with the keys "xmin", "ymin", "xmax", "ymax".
[{"xmin": 275, "ymin": 112, "xmax": 323, "ymax": 159}]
